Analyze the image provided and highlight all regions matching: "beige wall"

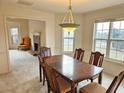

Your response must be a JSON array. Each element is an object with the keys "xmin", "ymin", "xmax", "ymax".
[
  {"xmin": 28, "ymin": 20, "xmax": 46, "ymax": 50},
  {"xmin": 6, "ymin": 18, "xmax": 29, "ymax": 49},
  {"xmin": 0, "ymin": 3, "xmax": 55, "ymax": 74},
  {"xmin": 54, "ymin": 14, "xmax": 83, "ymax": 54},
  {"xmin": 7, "ymin": 18, "xmax": 29, "ymax": 37},
  {"xmin": 81, "ymin": 4, "xmax": 124, "ymax": 75},
  {"xmin": 0, "ymin": 16, "xmax": 10, "ymax": 74},
  {"xmin": 0, "ymin": 8, "xmax": 10, "ymax": 74}
]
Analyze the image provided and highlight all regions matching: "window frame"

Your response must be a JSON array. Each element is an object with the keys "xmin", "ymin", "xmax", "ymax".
[
  {"xmin": 10, "ymin": 27, "xmax": 19, "ymax": 44},
  {"xmin": 63, "ymin": 31, "xmax": 75, "ymax": 52},
  {"xmin": 93, "ymin": 19, "xmax": 124, "ymax": 62}
]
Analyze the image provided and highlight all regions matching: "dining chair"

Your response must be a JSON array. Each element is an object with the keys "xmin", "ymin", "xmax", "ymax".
[
  {"xmin": 79, "ymin": 70, "xmax": 124, "ymax": 93},
  {"xmin": 40, "ymin": 46, "xmax": 51, "ymax": 57},
  {"xmin": 38, "ymin": 46, "xmax": 51, "ymax": 85},
  {"xmin": 89, "ymin": 51, "xmax": 104, "ymax": 67},
  {"xmin": 38, "ymin": 55, "xmax": 43, "ymax": 82},
  {"xmin": 89, "ymin": 51, "xmax": 104, "ymax": 82},
  {"xmin": 42, "ymin": 62, "xmax": 71, "ymax": 93},
  {"xmin": 74, "ymin": 48, "xmax": 85, "ymax": 62}
]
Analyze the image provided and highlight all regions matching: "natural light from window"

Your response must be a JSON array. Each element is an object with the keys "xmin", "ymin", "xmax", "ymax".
[
  {"xmin": 10, "ymin": 27, "xmax": 19, "ymax": 44},
  {"xmin": 94, "ymin": 20, "xmax": 124, "ymax": 62},
  {"xmin": 63, "ymin": 31, "xmax": 74, "ymax": 52}
]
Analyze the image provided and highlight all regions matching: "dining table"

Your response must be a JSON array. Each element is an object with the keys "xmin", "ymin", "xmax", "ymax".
[{"xmin": 43, "ymin": 55, "xmax": 104, "ymax": 93}]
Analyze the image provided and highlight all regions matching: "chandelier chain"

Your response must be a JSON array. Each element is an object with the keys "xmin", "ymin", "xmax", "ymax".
[
  {"xmin": 59, "ymin": 0, "xmax": 79, "ymax": 32},
  {"xmin": 69, "ymin": 0, "xmax": 72, "ymax": 9}
]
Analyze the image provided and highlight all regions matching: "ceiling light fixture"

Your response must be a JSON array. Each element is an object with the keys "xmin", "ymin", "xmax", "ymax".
[{"xmin": 59, "ymin": 0, "xmax": 80, "ymax": 32}]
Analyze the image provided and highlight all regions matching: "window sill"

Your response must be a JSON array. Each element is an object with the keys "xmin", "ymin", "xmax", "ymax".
[
  {"xmin": 104, "ymin": 58, "xmax": 124, "ymax": 65},
  {"xmin": 63, "ymin": 51, "xmax": 73, "ymax": 53}
]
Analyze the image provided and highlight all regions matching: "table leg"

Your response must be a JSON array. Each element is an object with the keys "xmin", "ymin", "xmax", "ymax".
[{"xmin": 98, "ymin": 72, "xmax": 102, "ymax": 84}]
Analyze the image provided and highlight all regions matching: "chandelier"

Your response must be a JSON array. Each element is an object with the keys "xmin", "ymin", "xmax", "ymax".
[{"xmin": 59, "ymin": 0, "xmax": 80, "ymax": 32}]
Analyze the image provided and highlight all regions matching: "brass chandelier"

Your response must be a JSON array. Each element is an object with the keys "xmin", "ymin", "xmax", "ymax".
[{"xmin": 59, "ymin": 0, "xmax": 80, "ymax": 32}]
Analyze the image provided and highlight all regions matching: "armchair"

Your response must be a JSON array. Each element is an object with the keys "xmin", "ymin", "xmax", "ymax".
[{"xmin": 18, "ymin": 37, "xmax": 31, "ymax": 50}]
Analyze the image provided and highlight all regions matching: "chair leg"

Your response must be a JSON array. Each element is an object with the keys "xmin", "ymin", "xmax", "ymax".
[
  {"xmin": 43, "ymin": 69, "xmax": 46, "ymax": 85},
  {"xmin": 47, "ymin": 83, "xmax": 50, "ymax": 93},
  {"xmin": 39, "ymin": 64, "xmax": 42, "ymax": 82},
  {"xmin": 98, "ymin": 72, "xmax": 102, "ymax": 84},
  {"xmin": 48, "ymin": 87, "xmax": 50, "ymax": 93}
]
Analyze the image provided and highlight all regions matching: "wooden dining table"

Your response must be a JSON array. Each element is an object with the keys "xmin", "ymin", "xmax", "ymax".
[{"xmin": 44, "ymin": 55, "xmax": 104, "ymax": 93}]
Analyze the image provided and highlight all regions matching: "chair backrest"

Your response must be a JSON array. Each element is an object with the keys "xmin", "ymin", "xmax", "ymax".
[
  {"xmin": 42, "ymin": 63, "xmax": 60, "ymax": 93},
  {"xmin": 40, "ymin": 47, "xmax": 51, "ymax": 58},
  {"xmin": 74, "ymin": 48, "xmax": 85, "ymax": 61},
  {"xmin": 89, "ymin": 51, "xmax": 104, "ymax": 67},
  {"xmin": 38, "ymin": 47, "xmax": 51, "ymax": 65},
  {"xmin": 106, "ymin": 71, "xmax": 124, "ymax": 93}
]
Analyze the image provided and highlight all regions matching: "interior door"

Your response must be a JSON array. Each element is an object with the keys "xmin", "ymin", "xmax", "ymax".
[{"xmin": 7, "ymin": 22, "xmax": 20, "ymax": 49}]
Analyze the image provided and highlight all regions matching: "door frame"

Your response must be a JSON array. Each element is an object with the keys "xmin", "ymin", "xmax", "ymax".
[{"xmin": 7, "ymin": 21, "xmax": 21, "ymax": 49}]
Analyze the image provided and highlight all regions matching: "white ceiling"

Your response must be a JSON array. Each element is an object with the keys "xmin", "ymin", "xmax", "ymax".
[{"xmin": 1, "ymin": 0, "xmax": 124, "ymax": 13}]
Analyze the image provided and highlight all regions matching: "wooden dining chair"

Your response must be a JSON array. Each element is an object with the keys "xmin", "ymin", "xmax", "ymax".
[
  {"xmin": 89, "ymin": 51, "xmax": 104, "ymax": 67},
  {"xmin": 38, "ymin": 55, "xmax": 44, "ymax": 82},
  {"xmin": 38, "ymin": 46, "xmax": 51, "ymax": 85},
  {"xmin": 74, "ymin": 48, "xmax": 85, "ymax": 62},
  {"xmin": 42, "ymin": 62, "xmax": 71, "ymax": 93},
  {"xmin": 40, "ymin": 46, "xmax": 51, "ymax": 57},
  {"xmin": 89, "ymin": 51, "xmax": 104, "ymax": 82},
  {"xmin": 80, "ymin": 70, "xmax": 124, "ymax": 93}
]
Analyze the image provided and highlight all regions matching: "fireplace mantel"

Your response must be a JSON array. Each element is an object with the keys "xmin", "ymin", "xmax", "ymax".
[{"xmin": 31, "ymin": 32, "xmax": 41, "ymax": 55}]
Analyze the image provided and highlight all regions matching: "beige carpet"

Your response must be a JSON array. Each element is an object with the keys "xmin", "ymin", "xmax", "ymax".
[{"xmin": 0, "ymin": 50, "xmax": 123, "ymax": 93}]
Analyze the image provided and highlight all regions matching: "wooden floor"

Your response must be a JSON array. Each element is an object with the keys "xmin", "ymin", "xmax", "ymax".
[{"xmin": 0, "ymin": 50, "xmax": 123, "ymax": 93}]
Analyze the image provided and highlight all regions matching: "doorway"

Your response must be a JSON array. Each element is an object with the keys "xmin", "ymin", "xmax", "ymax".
[
  {"xmin": 7, "ymin": 22, "xmax": 20, "ymax": 49},
  {"xmin": 6, "ymin": 17, "xmax": 46, "ymax": 72}
]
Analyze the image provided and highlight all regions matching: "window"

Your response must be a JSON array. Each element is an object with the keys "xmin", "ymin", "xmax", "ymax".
[
  {"xmin": 94, "ymin": 20, "xmax": 124, "ymax": 62},
  {"xmin": 63, "ymin": 31, "xmax": 74, "ymax": 52},
  {"xmin": 10, "ymin": 27, "xmax": 19, "ymax": 44}
]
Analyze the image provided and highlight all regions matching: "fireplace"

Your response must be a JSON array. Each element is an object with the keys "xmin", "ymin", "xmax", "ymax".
[
  {"xmin": 33, "ymin": 32, "xmax": 40, "ymax": 52},
  {"xmin": 34, "ymin": 43, "xmax": 38, "ymax": 51},
  {"xmin": 29, "ymin": 32, "xmax": 41, "ymax": 56}
]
